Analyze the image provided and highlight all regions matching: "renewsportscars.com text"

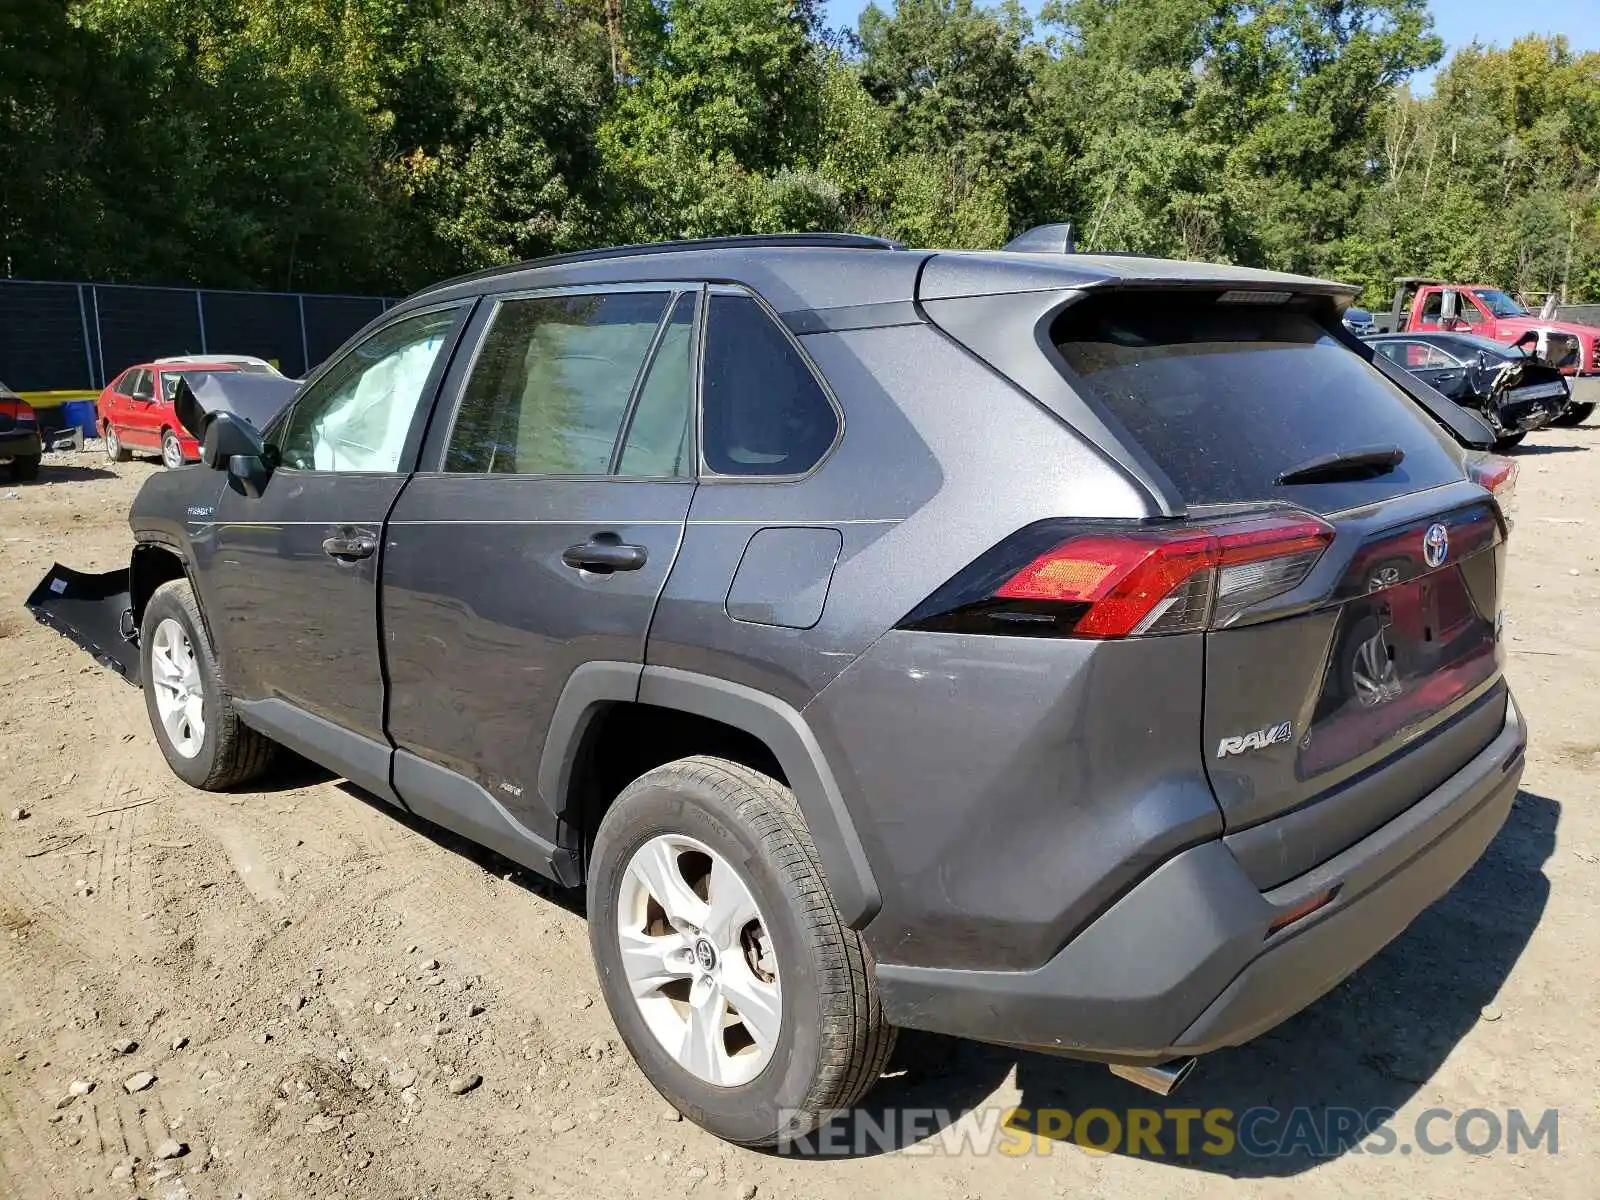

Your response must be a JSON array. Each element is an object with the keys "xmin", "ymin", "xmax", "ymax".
[{"xmin": 778, "ymin": 1105, "xmax": 1560, "ymax": 1159}]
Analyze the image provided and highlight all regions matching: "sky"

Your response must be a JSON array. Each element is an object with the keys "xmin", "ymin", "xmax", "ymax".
[{"xmin": 821, "ymin": 0, "xmax": 1600, "ymax": 93}]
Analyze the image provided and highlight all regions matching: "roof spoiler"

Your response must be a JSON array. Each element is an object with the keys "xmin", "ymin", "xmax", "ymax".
[{"xmin": 1003, "ymin": 223, "xmax": 1077, "ymax": 254}]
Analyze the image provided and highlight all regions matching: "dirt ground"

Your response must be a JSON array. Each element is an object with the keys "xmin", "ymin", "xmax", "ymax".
[{"xmin": 1, "ymin": 431, "xmax": 1597, "ymax": 1200}]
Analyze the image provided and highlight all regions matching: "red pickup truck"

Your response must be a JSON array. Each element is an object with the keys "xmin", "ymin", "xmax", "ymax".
[{"xmin": 1382, "ymin": 278, "xmax": 1597, "ymax": 425}]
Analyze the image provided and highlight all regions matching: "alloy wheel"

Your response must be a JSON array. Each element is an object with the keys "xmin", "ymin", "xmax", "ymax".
[
  {"xmin": 149, "ymin": 617, "xmax": 206, "ymax": 757},
  {"xmin": 615, "ymin": 834, "xmax": 782, "ymax": 1087},
  {"xmin": 1351, "ymin": 626, "xmax": 1402, "ymax": 707}
]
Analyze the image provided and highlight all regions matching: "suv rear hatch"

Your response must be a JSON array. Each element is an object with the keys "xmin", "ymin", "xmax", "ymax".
[{"xmin": 929, "ymin": 282, "xmax": 1513, "ymax": 889}]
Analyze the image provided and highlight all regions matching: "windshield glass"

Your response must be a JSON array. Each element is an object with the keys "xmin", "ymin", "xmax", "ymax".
[
  {"xmin": 0, "ymin": 380, "xmax": 17, "ymax": 399},
  {"xmin": 161, "ymin": 368, "xmax": 237, "ymax": 400},
  {"xmin": 1472, "ymin": 289, "xmax": 1527, "ymax": 318}
]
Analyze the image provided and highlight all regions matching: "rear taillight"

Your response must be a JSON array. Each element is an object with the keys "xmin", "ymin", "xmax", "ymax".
[
  {"xmin": 901, "ymin": 512, "xmax": 1335, "ymax": 639},
  {"xmin": 1469, "ymin": 455, "xmax": 1517, "ymax": 530},
  {"xmin": 15, "ymin": 402, "xmax": 36, "ymax": 425}
]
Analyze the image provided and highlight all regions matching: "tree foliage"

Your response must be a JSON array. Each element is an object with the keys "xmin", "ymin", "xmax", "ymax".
[{"xmin": 1, "ymin": 0, "xmax": 1596, "ymax": 306}]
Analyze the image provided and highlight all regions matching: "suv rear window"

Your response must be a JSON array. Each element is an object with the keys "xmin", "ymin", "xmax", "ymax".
[{"xmin": 1051, "ymin": 296, "xmax": 1462, "ymax": 509}]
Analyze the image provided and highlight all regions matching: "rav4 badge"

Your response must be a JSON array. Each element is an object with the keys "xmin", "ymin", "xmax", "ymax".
[{"xmin": 1217, "ymin": 721, "xmax": 1294, "ymax": 758}]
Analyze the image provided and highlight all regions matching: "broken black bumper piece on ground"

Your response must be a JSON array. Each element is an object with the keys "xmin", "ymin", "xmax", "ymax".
[{"xmin": 26, "ymin": 564, "xmax": 142, "ymax": 685}]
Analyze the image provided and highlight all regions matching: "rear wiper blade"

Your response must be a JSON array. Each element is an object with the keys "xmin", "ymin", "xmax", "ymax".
[{"xmin": 1275, "ymin": 444, "xmax": 1405, "ymax": 486}]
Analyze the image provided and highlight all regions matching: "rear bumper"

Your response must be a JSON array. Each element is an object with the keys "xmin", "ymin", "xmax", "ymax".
[
  {"xmin": 1567, "ymin": 375, "xmax": 1600, "ymax": 406},
  {"xmin": 0, "ymin": 430, "xmax": 42, "ymax": 459},
  {"xmin": 874, "ymin": 694, "xmax": 1525, "ymax": 1062},
  {"xmin": 1500, "ymin": 397, "xmax": 1560, "ymax": 432}
]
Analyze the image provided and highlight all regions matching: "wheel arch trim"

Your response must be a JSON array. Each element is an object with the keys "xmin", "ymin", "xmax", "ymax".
[{"xmin": 538, "ymin": 662, "xmax": 882, "ymax": 928}]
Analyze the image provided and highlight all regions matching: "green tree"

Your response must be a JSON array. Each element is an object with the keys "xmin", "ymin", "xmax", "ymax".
[{"xmin": 387, "ymin": 0, "xmax": 612, "ymax": 280}]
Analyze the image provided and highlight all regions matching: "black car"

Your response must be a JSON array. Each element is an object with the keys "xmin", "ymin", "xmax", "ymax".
[{"xmin": 1368, "ymin": 332, "xmax": 1569, "ymax": 449}]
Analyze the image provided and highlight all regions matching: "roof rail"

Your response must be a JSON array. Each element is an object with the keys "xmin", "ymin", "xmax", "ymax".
[
  {"xmin": 1003, "ymin": 223, "xmax": 1077, "ymax": 254},
  {"xmin": 428, "ymin": 233, "xmax": 908, "ymax": 295}
]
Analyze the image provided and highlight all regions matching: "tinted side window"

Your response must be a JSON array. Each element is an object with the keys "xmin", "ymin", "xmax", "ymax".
[
  {"xmin": 111, "ymin": 370, "xmax": 135, "ymax": 397},
  {"xmin": 445, "ymin": 292, "xmax": 671, "ymax": 475},
  {"xmin": 617, "ymin": 293, "xmax": 695, "ymax": 477},
  {"xmin": 701, "ymin": 294, "xmax": 838, "ymax": 476},
  {"xmin": 276, "ymin": 308, "xmax": 458, "ymax": 472},
  {"xmin": 1410, "ymin": 344, "xmax": 1457, "ymax": 368}
]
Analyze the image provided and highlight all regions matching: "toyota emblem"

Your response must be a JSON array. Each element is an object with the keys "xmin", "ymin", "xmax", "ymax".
[{"xmin": 1423, "ymin": 522, "xmax": 1449, "ymax": 569}]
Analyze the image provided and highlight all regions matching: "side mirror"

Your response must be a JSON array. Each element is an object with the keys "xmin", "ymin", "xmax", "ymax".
[
  {"xmin": 1440, "ymin": 290, "xmax": 1459, "ymax": 323},
  {"xmin": 202, "ymin": 411, "xmax": 273, "ymax": 497}
]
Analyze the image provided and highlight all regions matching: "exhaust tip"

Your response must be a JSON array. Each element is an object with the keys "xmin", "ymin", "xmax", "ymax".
[{"xmin": 1108, "ymin": 1057, "xmax": 1197, "ymax": 1097}]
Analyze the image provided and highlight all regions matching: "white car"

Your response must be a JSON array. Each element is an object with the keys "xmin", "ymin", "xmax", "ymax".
[{"xmin": 154, "ymin": 354, "xmax": 284, "ymax": 376}]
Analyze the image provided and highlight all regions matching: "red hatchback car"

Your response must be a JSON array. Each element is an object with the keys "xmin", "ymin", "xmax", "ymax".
[{"xmin": 97, "ymin": 360, "xmax": 267, "ymax": 467}]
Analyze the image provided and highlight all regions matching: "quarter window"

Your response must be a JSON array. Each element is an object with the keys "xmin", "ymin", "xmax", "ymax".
[
  {"xmin": 700, "ymin": 294, "xmax": 838, "ymax": 476},
  {"xmin": 275, "ymin": 308, "xmax": 458, "ymax": 472},
  {"xmin": 444, "ymin": 291, "xmax": 679, "ymax": 476}
]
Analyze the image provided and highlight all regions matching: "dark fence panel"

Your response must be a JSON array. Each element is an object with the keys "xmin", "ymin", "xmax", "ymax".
[
  {"xmin": 302, "ymin": 296, "xmax": 388, "ymax": 371},
  {"xmin": 0, "ymin": 282, "xmax": 93, "ymax": 391},
  {"xmin": 202, "ymin": 291, "xmax": 308, "ymax": 377},
  {"xmin": 95, "ymin": 286, "xmax": 204, "ymax": 382},
  {"xmin": 0, "ymin": 279, "xmax": 393, "ymax": 391}
]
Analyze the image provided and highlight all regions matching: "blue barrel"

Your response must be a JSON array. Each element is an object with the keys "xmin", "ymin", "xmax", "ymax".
[{"xmin": 59, "ymin": 399, "xmax": 98, "ymax": 438}]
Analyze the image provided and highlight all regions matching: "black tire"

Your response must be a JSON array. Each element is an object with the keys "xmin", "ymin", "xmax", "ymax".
[
  {"xmin": 9, "ymin": 454, "xmax": 40, "ymax": 482},
  {"xmin": 140, "ymin": 579, "xmax": 277, "ymax": 789},
  {"xmin": 105, "ymin": 422, "xmax": 131, "ymax": 462},
  {"xmin": 1493, "ymin": 432, "xmax": 1525, "ymax": 451},
  {"xmin": 1552, "ymin": 401, "xmax": 1594, "ymax": 427},
  {"xmin": 588, "ymin": 756, "xmax": 895, "ymax": 1147},
  {"xmin": 160, "ymin": 427, "xmax": 185, "ymax": 469}
]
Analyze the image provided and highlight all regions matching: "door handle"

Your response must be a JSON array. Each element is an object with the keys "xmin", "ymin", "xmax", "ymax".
[
  {"xmin": 561, "ymin": 537, "xmax": 647, "ymax": 573},
  {"xmin": 322, "ymin": 532, "xmax": 378, "ymax": 561}
]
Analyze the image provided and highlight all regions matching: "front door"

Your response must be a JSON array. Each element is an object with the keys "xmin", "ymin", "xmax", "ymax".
[
  {"xmin": 382, "ymin": 286, "xmax": 699, "ymax": 857},
  {"xmin": 125, "ymin": 368, "xmax": 159, "ymax": 447},
  {"xmin": 194, "ymin": 304, "xmax": 469, "ymax": 799}
]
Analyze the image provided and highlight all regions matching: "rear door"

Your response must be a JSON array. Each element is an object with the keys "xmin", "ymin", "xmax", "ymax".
[
  {"xmin": 1377, "ymin": 340, "xmax": 1471, "ymax": 400},
  {"xmin": 381, "ymin": 284, "xmax": 699, "ymax": 853},
  {"xmin": 99, "ymin": 371, "xmax": 131, "ymax": 435},
  {"xmin": 1049, "ymin": 292, "xmax": 1508, "ymax": 885}
]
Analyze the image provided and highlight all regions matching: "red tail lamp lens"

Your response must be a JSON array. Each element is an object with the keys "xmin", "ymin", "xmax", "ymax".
[{"xmin": 994, "ymin": 514, "xmax": 1334, "ymax": 639}]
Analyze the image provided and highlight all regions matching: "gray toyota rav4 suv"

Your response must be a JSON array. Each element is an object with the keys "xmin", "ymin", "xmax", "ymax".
[{"xmin": 32, "ymin": 233, "xmax": 1526, "ymax": 1147}]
